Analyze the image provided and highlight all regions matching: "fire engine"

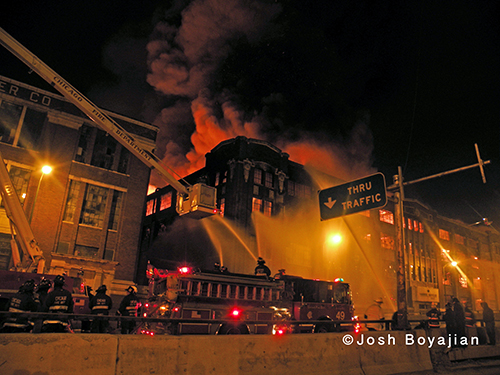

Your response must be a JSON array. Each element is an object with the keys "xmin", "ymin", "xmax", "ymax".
[{"xmin": 139, "ymin": 264, "xmax": 356, "ymax": 335}]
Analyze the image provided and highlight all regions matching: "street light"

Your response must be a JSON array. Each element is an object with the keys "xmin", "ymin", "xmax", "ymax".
[
  {"xmin": 328, "ymin": 234, "xmax": 343, "ymax": 246},
  {"xmin": 29, "ymin": 165, "xmax": 52, "ymax": 223}
]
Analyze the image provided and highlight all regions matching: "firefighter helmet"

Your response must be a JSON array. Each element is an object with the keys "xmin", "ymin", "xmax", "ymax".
[
  {"xmin": 97, "ymin": 285, "xmax": 107, "ymax": 293},
  {"xmin": 54, "ymin": 275, "xmax": 65, "ymax": 286},
  {"xmin": 21, "ymin": 279, "xmax": 35, "ymax": 293},
  {"xmin": 126, "ymin": 285, "xmax": 137, "ymax": 294}
]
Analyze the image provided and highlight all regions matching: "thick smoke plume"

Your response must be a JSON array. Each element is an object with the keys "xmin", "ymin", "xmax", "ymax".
[{"xmin": 146, "ymin": 0, "xmax": 375, "ymax": 189}]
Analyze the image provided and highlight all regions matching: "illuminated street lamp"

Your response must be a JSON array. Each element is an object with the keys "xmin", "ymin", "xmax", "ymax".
[
  {"xmin": 29, "ymin": 165, "xmax": 52, "ymax": 223},
  {"xmin": 328, "ymin": 234, "xmax": 342, "ymax": 246}
]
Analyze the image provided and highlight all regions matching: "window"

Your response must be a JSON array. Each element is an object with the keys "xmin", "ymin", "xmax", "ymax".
[
  {"xmin": 380, "ymin": 233, "xmax": 395, "ymax": 250},
  {"xmin": 18, "ymin": 108, "xmax": 46, "ymax": 150},
  {"xmin": 252, "ymin": 197, "xmax": 263, "ymax": 212},
  {"xmin": 63, "ymin": 180, "xmax": 82, "ymax": 222},
  {"xmin": 160, "ymin": 192, "xmax": 172, "ymax": 211},
  {"xmin": 295, "ymin": 183, "xmax": 310, "ymax": 198},
  {"xmin": 454, "ymin": 234, "xmax": 465, "ymax": 245},
  {"xmin": 74, "ymin": 245, "xmax": 99, "ymax": 259},
  {"xmin": 379, "ymin": 209, "xmax": 394, "ymax": 225},
  {"xmin": 265, "ymin": 172, "xmax": 273, "ymax": 188},
  {"xmin": 219, "ymin": 198, "xmax": 225, "ymax": 217},
  {"xmin": 254, "ymin": 169, "xmax": 262, "ymax": 185},
  {"xmin": 146, "ymin": 199, "xmax": 155, "ymax": 216},
  {"xmin": 0, "ymin": 100, "xmax": 22, "ymax": 145},
  {"xmin": 264, "ymin": 201, "xmax": 272, "ymax": 217},
  {"xmin": 75, "ymin": 125, "xmax": 130, "ymax": 173},
  {"xmin": 117, "ymin": 146, "xmax": 130, "ymax": 174},
  {"xmin": 108, "ymin": 191, "xmax": 124, "ymax": 230},
  {"xmin": 80, "ymin": 184, "xmax": 108, "ymax": 227},
  {"xmin": 439, "ymin": 229, "xmax": 450, "ymax": 241},
  {"xmin": 91, "ymin": 129, "xmax": 117, "ymax": 170},
  {"xmin": 8, "ymin": 166, "xmax": 31, "ymax": 205}
]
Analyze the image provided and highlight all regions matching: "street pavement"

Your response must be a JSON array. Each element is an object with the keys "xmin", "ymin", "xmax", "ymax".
[{"xmin": 396, "ymin": 358, "xmax": 500, "ymax": 375}]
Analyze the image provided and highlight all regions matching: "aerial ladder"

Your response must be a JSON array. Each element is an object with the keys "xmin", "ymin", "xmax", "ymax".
[
  {"xmin": 0, "ymin": 27, "xmax": 217, "ymax": 221},
  {"xmin": 0, "ymin": 151, "xmax": 45, "ymax": 272}
]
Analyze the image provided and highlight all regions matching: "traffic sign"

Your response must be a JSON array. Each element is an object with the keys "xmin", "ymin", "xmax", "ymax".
[{"xmin": 318, "ymin": 173, "xmax": 387, "ymax": 221}]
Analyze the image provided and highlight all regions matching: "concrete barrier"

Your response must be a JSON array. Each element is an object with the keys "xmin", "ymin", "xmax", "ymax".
[{"xmin": 0, "ymin": 331, "xmax": 434, "ymax": 375}]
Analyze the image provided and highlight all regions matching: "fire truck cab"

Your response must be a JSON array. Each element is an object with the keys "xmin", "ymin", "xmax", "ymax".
[{"xmin": 278, "ymin": 275, "xmax": 354, "ymax": 333}]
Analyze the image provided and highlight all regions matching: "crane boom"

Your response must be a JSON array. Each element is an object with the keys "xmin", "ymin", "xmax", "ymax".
[{"xmin": 0, "ymin": 27, "xmax": 216, "ymax": 218}]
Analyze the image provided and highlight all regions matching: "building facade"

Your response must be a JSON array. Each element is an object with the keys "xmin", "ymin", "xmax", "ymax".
[
  {"xmin": 0, "ymin": 75, "xmax": 155, "ymax": 297},
  {"xmin": 142, "ymin": 136, "xmax": 500, "ymax": 319}
]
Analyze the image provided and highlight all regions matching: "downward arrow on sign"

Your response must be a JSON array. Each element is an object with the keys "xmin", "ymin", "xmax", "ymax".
[{"xmin": 324, "ymin": 197, "xmax": 336, "ymax": 209}]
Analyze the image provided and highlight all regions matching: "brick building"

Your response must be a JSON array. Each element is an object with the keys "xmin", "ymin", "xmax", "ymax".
[
  {"xmin": 0, "ymin": 75, "xmax": 155, "ymax": 297},
  {"xmin": 142, "ymin": 136, "xmax": 500, "ymax": 318}
]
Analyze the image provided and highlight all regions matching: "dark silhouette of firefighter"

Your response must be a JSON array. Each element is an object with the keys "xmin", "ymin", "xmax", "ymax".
[
  {"xmin": 254, "ymin": 257, "xmax": 271, "ymax": 278},
  {"xmin": 42, "ymin": 275, "xmax": 74, "ymax": 332},
  {"xmin": 452, "ymin": 298, "xmax": 467, "ymax": 347},
  {"xmin": 1, "ymin": 279, "xmax": 38, "ymax": 332},
  {"xmin": 118, "ymin": 285, "xmax": 139, "ymax": 334},
  {"xmin": 443, "ymin": 302, "xmax": 455, "ymax": 338},
  {"xmin": 426, "ymin": 303, "xmax": 441, "ymax": 329},
  {"xmin": 90, "ymin": 285, "xmax": 113, "ymax": 333},
  {"xmin": 33, "ymin": 278, "xmax": 52, "ymax": 333},
  {"xmin": 482, "ymin": 302, "xmax": 495, "ymax": 345}
]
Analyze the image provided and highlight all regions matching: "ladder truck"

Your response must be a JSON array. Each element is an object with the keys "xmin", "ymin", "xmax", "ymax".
[
  {"xmin": 0, "ymin": 152, "xmax": 88, "ymax": 312},
  {"xmin": 0, "ymin": 28, "xmax": 215, "ymax": 313},
  {"xmin": 0, "ymin": 27, "xmax": 217, "ymax": 220}
]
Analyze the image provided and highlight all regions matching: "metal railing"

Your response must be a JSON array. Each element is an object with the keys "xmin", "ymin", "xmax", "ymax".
[{"xmin": 0, "ymin": 311, "xmax": 493, "ymax": 334}]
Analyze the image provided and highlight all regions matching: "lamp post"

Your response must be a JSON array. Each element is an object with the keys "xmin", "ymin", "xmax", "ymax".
[{"xmin": 29, "ymin": 165, "xmax": 52, "ymax": 223}]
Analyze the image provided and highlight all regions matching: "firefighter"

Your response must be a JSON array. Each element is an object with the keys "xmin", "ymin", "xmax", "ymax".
[
  {"xmin": 35, "ymin": 278, "xmax": 52, "ymax": 310},
  {"xmin": 33, "ymin": 278, "xmax": 52, "ymax": 333},
  {"xmin": 365, "ymin": 298, "xmax": 384, "ymax": 330},
  {"xmin": 426, "ymin": 303, "xmax": 441, "ymax": 329},
  {"xmin": 254, "ymin": 257, "xmax": 271, "ymax": 278},
  {"xmin": 118, "ymin": 285, "xmax": 139, "ymax": 334},
  {"xmin": 0, "ymin": 280, "xmax": 38, "ymax": 333},
  {"xmin": 443, "ymin": 302, "xmax": 455, "ymax": 338},
  {"xmin": 274, "ymin": 269, "xmax": 286, "ymax": 279},
  {"xmin": 481, "ymin": 302, "xmax": 495, "ymax": 345},
  {"xmin": 452, "ymin": 298, "xmax": 467, "ymax": 347},
  {"xmin": 90, "ymin": 285, "xmax": 113, "ymax": 333},
  {"xmin": 42, "ymin": 275, "xmax": 74, "ymax": 333}
]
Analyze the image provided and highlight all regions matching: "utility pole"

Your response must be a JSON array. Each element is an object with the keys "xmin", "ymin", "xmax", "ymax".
[{"xmin": 388, "ymin": 144, "xmax": 490, "ymax": 330}]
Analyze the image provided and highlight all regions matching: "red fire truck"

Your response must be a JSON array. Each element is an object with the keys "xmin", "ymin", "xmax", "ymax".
[{"xmin": 139, "ymin": 264, "xmax": 356, "ymax": 335}]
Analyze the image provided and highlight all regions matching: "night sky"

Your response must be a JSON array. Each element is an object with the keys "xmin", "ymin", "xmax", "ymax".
[{"xmin": 1, "ymin": 0, "xmax": 499, "ymax": 227}]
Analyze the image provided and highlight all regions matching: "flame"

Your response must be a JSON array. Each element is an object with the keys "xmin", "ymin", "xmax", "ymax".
[{"xmin": 145, "ymin": 0, "xmax": 375, "ymax": 192}]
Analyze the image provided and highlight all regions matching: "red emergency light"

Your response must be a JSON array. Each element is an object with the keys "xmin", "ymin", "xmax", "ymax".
[
  {"xmin": 230, "ymin": 307, "xmax": 242, "ymax": 319},
  {"xmin": 178, "ymin": 266, "xmax": 191, "ymax": 274}
]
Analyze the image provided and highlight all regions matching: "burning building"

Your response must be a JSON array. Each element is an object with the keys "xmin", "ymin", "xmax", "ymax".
[{"xmin": 141, "ymin": 136, "xmax": 500, "ymax": 319}]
